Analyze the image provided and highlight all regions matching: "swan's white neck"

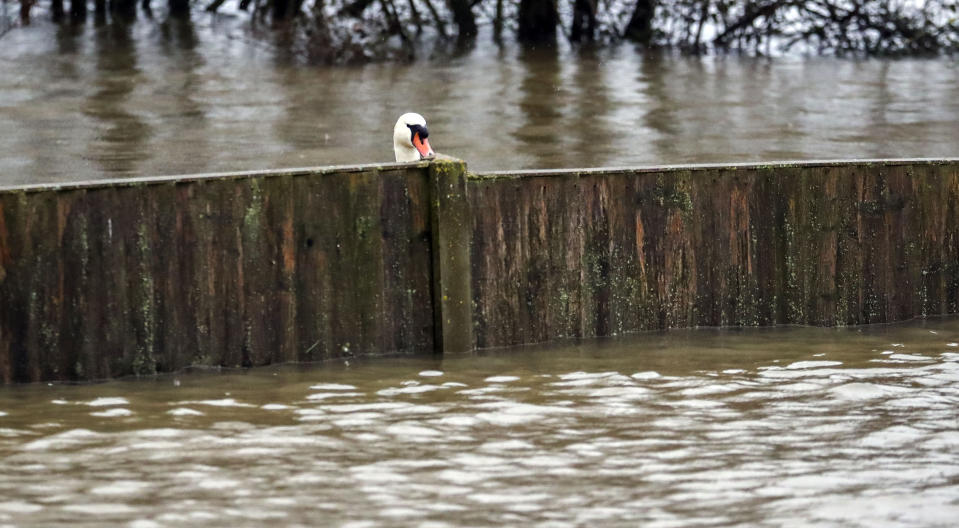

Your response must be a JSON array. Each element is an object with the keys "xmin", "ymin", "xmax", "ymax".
[{"xmin": 394, "ymin": 142, "xmax": 420, "ymax": 163}]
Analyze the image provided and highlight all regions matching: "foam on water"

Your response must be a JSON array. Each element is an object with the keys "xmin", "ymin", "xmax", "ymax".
[
  {"xmin": 181, "ymin": 398, "xmax": 255, "ymax": 408},
  {"xmin": 261, "ymin": 403, "xmax": 293, "ymax": 410},
  {"xmin": 785, "ymin": 360, "xmax": 843, "ymax": 369},
  {"xmin": 90, "ymin": 408, "xmax": 133, "ymax": 418},
  {"xmin": 484, "ymin": 376, "xmax": 520, "ymax": 383},
  {"xmin": 0, "ymin": 321, "xmax": 957, "ymax": 527},
  {"xmin": 167, "ymin": 408, "xmax": 204, "ymax": 416},
  {"xmin": 309, "ymin": 383, "xmax": 357, "ymax": 391},
  {"xmin": 86, "ymin": 397, "xmax": 130, "ymax": 407},
  {"xmin": 377, "ymin": 385, "xmax": 445, "ymax": 396},
  {"xmin": 0, "ymin": 502, "xmax": 43, "ymax": 514},
  {"xmin": 90, "ymin": 480, "xmax": 152, "ymax": 496}
]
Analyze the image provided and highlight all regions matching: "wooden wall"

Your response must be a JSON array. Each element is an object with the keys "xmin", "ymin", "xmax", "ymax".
[
  {"xmin": 0, "ymin": 165, "xmax": 436, "ymax": 382},
  {"xmin": 2, "ymin": 158, "xmax": 957, "ymax": 382},
  {"xmin": 468, "ymin": 160, "xmax": 959, "ymax": 348}
]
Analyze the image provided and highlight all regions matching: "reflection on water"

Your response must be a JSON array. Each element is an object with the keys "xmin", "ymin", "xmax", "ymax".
[
  {"xmin": 83, "ymin": 19, "xmax": 152, "ymax": 176},
  {"xmin": 2, "ymin": 20, "xmax": 959, "ymax": 184},
  {"xmin": 1, "ymin": 318, "xmax": 958, "ymax": 526}
]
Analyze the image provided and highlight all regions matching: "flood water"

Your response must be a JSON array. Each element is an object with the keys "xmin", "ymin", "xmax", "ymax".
[
  {"xmin": 2, "ymin": 18, "xmax": 959, "ymax": 185},
  {"xmin": 1, "ymin": 318, "xmax": 958, "ymax": 526},
  {"xmin": 3, "ymin": 14, "xmax": 959, "ymax": 527}
]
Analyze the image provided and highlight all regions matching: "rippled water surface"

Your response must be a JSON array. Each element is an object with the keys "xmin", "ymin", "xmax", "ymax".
[
  {"xmin": 2, "ymin": 19, "xmax": 959, "ymax": 184},
  {"xmin": 1, "ymin": 318, "xmax": 958, "ymax": 526}
]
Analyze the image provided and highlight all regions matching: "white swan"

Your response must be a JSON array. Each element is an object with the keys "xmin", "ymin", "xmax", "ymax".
[{"xmin": 393, "ymin": 113, "xmax": 435, "ymax": 162}]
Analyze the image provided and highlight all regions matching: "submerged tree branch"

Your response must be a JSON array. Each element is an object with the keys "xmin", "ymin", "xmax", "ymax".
[{"xmin": 15, "ymin": 0, "xmax": 954, "ymax": 64}]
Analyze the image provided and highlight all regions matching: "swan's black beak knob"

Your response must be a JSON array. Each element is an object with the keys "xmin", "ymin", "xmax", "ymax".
[{"xmin": 408, "ymin": 124, "xmax": 435, "ymax": 159}]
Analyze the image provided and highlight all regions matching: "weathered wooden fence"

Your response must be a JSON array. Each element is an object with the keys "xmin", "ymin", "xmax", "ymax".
[
  {"xmin": 1, "ymin": 158, "xmax": 957, "ymax": 382},
  {"xmin": 0, "ymin": 161, "xmax": 465, "ymax": 382},
  {"xmin": 468, "ymin": 160, "xmax": 959, "ymax": 348}
]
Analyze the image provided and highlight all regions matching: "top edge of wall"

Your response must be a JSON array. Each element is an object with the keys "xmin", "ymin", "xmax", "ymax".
[
  {"xmin": 4, "ymin": 158, "xmax": 957, "ymax": 193},
  {"xmin": 0, "ymin": 161, "xmax": 433, "ymax": 194},
  {"xmin": 469, "ymin": 158, "xmax": 959, "ymax": 181}
]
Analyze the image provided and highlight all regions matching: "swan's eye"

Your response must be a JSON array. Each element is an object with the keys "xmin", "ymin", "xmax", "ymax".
[{"xmin": 406, "ymin": 124, "xmax": 428, "ymax": 142}]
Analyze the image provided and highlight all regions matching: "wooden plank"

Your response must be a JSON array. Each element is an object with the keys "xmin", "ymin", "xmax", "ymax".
[
  {"xmin": 429, "ymin": 157, "xmax": 473, "ymax": 354},
  {"xmin": 468, "ymin": 160, "xmax": 959, "ymax": 348},
  {"xmin": 2, "ymin": 158, "xmax": 958, "ymax": 382},
  {"xmin": 0, "ymin": 165, "xmax": 434, "ymax": 382}
]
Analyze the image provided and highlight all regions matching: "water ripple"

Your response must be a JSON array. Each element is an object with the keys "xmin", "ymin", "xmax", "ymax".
[{"xmin": 0, "ymin": 322, "xmax": 958, "ymax": 526}]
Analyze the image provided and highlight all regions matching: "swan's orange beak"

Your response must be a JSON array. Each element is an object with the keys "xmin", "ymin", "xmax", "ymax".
[{"xmin": 413, "ymin": 133, "xmax": 434, "ymax": 159}]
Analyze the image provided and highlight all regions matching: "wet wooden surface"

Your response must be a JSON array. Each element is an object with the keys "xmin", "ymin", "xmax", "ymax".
[
  {"xmin": 468, "ymin": 160, "xmax": 959, "ymax": 348},
  {"xmin": 0, "ymin": 165, "xmax": 434, "ymax": 382},
  {"xmin": 429, "ymin": 158, "xmax": 474, "ymax": 354},
  {"xmin": 2, "ymin": 159, "xmax": 958, "ymax": 382}
]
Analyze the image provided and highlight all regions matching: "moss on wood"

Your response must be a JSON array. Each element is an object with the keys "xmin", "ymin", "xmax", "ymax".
[{"xmin": 1, "ymin": 158, "xmax": 957, "ymax": 382}]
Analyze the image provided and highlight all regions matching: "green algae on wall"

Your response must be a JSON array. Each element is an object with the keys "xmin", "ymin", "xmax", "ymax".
[
  {"xmin": 1, "ymin": 158, "xmax": 958, "ymax": 382},
  {"xmin": 0, "ymin": 164, "xmax": 435, "ymax": 383},
  {"xmin": 428, "ymin": 157, "xmax": 474, "ymax": 354},
  {"xmin": 468, "ymin": 160, "xmax": 959, "ymax": 349}
]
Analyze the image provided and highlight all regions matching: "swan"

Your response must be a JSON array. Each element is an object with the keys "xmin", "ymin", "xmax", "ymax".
[{"xmin": 393, "ymin": 113, "xmax": 435, "ymax": 162}]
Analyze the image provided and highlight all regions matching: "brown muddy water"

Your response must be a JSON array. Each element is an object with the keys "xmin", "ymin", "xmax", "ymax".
[
  {"xmin": 2, "ymin": 16, "xmax": 959, "ymax": 527},
  {"xmin": 1, "ymin": 318, "xmax": 958, "ymax": 526},
  {"xmin": 1, "ymin": 18, "xmax": 959, "ymax": 185}
]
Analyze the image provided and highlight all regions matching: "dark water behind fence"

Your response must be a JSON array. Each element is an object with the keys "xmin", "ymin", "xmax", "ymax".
[
  {"xmin": 1, "ymin": 18, "xmax": 959, "ymax": 185},
  {"xmin": 1, "ymin": 318, "xmax": 958, "ymax": 526}
]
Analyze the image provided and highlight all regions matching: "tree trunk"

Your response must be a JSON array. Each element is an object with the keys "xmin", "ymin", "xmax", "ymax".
[
  {"xmin": 624, "ymin": 0, "xmax": 656, "ymax": 45},
  {"xmin": 692, "ymin": 0, "xmax": 709, "ymax": 52},
  {"xmin": 52, "ymin": 0, "xmax": 65, "ymax": 21},
  {"xmin": 570, "ymin": 0, "xmax": 596, "ymax": 42},
  {"xmin": 169, "ymin": 0, "xmax": 190, "ymax": 16},
  {"xmin": 379, "ymin": 0, "xmax": 413, "ymax": 51},
  {"xmin": 407, "ymin": 0, "xmax": 423, "ymax": 35},
  {"xmin": 446, "ymin": 0, "xmax": 476, "ymax": 39},
  {"xmin": 517, "ymin": 0, "xmax": 558, "ymax": 43},
  {"xmin": 713, "ymin": 1, "xmax": 786, "ymax": 48},
  {"xmin": 273, "ymin": 0, "xmax": 299, "ymax": 21},
  {"xmin": 340, "ymin": 0, "xmax": 373, "ymax": 17},
  {"xmin": 70, "ymin": 0, "xmax": 87, "ymax": 21},
  {"xmin": 421, "ymin": 0, "xmax": 448, "ymax": 38},
  {"xmin": 20, "ymin": 0, "xmax": 34, "ymax": 24},
  {"xmin": 110, "ymin": 0, "xmax": 137, "ymax": 19}
]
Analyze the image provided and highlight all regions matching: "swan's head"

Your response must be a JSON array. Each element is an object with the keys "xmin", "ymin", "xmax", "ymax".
[{"xmin": 393, "ymin": 112, "xmax": 434, "ymax": 162}]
